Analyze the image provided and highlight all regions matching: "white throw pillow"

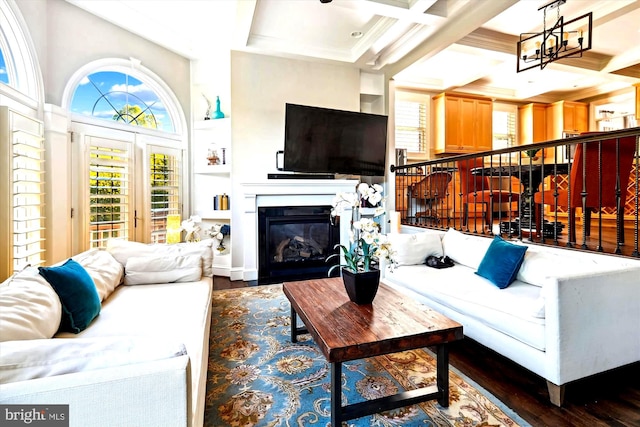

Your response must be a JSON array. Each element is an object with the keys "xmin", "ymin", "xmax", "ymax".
[
  {"xmin": 0, "ymin": 267, "xmax": 62, "ymax": 342},
  {"xmin": 73, "ymin": 249, "xmax": 124, "ymax": 301},
  {"xmin": 441, "ymin": 228, "xmax": 492, "ymax": 270},
  {"xmin": 107, "ymin": 238, "xmax": 214, "ymax": 277},
  {"xmin": 124, "ymin": 254, "xmax": 202, "ymax": 285},
  {"xmin": 0, "ymin": 336, "xmax": 187, "ymax": 384},
  {"xmin": 387, "ymin": 232, "xmax": 443, "ymax": 266}
]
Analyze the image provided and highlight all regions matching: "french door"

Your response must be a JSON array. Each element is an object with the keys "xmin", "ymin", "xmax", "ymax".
[{"xmin": 71, "ymin": 122, "xmax": 183, "ymax": 252}]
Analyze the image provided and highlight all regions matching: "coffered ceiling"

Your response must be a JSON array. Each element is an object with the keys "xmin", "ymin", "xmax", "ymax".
[{"xmin": 66, "ymin": 0, "xmax": 640, "ymax": 103}]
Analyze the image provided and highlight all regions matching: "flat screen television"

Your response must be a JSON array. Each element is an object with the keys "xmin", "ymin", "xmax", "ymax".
[{"xmin": 283, "ymin": 103, "xmax": 388, "ymax": 176}]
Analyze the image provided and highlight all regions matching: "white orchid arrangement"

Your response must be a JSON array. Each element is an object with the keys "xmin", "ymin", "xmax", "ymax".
[
  {"xmin": 327, "ymin": 182, "xmax": 394, "ymax": 274},
  {"xmin": 181, "ymin": 215, "xmax": 202, "ymax": 242}
]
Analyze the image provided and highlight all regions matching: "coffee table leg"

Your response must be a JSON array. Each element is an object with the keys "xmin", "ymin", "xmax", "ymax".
[
  {"xmin": 290, "ymin": 306, "xmax": 298, "ymax": 343},
  {"xmin": 436, "ymin": 344, "xmax": 449, "ymax": 407},
  {"xmin": 331, "ymin": 362, "xmax": 342, "ymax": 425}
]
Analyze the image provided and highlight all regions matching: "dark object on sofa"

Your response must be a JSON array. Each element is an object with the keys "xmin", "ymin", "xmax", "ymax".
[{"xmin": 425, "ymin": 255, "xmax": 455, "ymax": 269}]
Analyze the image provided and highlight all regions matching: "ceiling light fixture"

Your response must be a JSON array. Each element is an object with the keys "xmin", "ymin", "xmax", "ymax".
[
  {"xmin": 351, "ymin": 31, "xmax": 363, "ymax": 39},
  {"xmin": 516, "ymin": 0, "xmax": 592, "ymax": 73}
]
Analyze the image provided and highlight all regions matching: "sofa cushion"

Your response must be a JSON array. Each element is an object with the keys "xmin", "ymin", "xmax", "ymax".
[
  {"xmin": 441, "ymin": 228, "xmax": 492, "ymax": 270},
  {"xmin": 384, "ymin": 264, "xmax": 546, "ymax": 350},
  {"xmin": 73, "ymin": 249, "xmax": 124, "ymax": 301},
  {"xmin": 387, "ymin": 232, "xmax": 443, "ymax": 266},
  {"xmin": 0, "ymin": 336, "xmax": 187, "ymax": 384},
  {"xmin": 38, "ymin": 259, "xmax": 101, "ymax": 334},
  {"xmin": 0, "ymin": 267, "xmax": 62, "ymax": 342},
  {"xmin": 107, "ymin": 238, "xmax": 214, "ymax": 277},
  {"xmin": 476, "ymin": 236, "xmax": 528, "ymax": 289},
  {"xmin": 124, "ymin": 254, "xmax": 202, "ymax": 285}
]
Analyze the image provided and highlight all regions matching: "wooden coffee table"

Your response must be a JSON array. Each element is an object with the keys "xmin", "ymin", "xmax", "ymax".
[{"xmin": 282, "ymin": 277, "xmax": 463, "ymax": 425}]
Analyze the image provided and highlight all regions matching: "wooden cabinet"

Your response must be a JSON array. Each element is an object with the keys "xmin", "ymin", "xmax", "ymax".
[
  {"xmin": 518, "ymin": 103, "xmax": 548, "ymax": 144},
  {"xmin": 635, "ymin": 83, "xmax": 640, "ymax": 120},
  {"xmin": 433, "ymin": 93, "xmax": 492, "ymax": 154},
  {"xmin": 546, "ymin": 100, "xmax": 588, "ymax": 139}
]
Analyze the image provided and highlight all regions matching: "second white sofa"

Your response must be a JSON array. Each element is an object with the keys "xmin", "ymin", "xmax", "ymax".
[{"xmin": 383, "ymin": 228, "xmax": 640, "ymax": 406}]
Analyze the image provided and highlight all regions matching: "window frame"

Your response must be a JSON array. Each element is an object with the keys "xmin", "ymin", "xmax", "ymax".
[{"xmin": 394, "ymin": 90, "xmax": 430, "ymax": 160}]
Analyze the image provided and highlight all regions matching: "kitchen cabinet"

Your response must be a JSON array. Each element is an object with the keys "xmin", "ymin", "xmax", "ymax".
[
  {"xmin": 518, "ymin": 103, "xmax": 548, "ymax": 144},
  {"xmin": 433, "ymin": 93, "xmax": 492, "ymax": 154},
  {"xmin": 546, "ymin": 100, "xmax": 588, "ymax": 139}
]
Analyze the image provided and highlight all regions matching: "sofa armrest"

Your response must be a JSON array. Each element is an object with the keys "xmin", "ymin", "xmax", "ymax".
[
  {"xmin": 0, "ymin": 355, "xmax": 190, "ymax": 427},
  {"xmin": 543, "ymin": 266, "xmax": 640, "ymax": 385}
]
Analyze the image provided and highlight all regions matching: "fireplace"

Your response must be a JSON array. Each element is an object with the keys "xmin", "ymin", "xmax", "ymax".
[{"xmin": 258, "ymin": 205, "xmax": 340, "ymax": 284}]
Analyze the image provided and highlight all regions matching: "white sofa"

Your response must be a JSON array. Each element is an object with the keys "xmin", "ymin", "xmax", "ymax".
[
  {"xmin": 0, "ymin": 239, "xmax": 215, "ymax": 427},
  {"xmin": 382, "ymin": 228, "xmax": 640, "ymax": 406}
]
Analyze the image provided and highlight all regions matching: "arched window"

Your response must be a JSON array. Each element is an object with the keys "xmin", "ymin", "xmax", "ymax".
[
  {"xmin": 0, "ymin": 49, "xmax": 8, "ymax": 84},
  {"xmin": 0, "ymin": 0, "xmax": 45, "ymax": 280},
  {"xmin": 70, "ymin": 70, "xmax": 175, "ymax": 133},
  {"xmin": 0, "ymin": 0, "xmax": 43, "ymax": 101}
]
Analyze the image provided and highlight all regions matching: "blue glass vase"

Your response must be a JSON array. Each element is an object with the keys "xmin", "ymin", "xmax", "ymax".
[{"xmin": 213, "ymin": 96, "xmax": 225, "ymax": 119}]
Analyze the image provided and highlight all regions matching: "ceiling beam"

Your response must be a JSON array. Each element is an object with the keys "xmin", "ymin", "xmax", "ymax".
[{"xmin": 382, "ymin": 0, "xmax": 519, "ymax": 77}]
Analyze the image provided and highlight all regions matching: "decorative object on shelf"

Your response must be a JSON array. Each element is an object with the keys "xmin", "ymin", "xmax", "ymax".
[
  {"xmin": 208, "ymin": 223, "xmax": 230, "ymax": 252},
  {"xmin": 202, "ymin": 94, "xmax": 212, "ymax": 120},
  {"xmin": 181, "ymin": 215, "xmax": 202, "ymax": 242},
  {"xmin": 220, "ymin": 194, "xmax": 229, "ymax": 210},
  {"xmin": 212, "ymin": 96, "xmax": 225, "ymax": 119},
  {"xmin": 221, "ymin": 147, "xmax": 227, "ymax": 165},
  {"xmin": 207, "ymin": 142, "xmax": 220, "ymax": 165},
  {"xmin": 326, "ymin": 182, "xmax": 395, "ymax": 304},
  {"xmin": 517, "ymin": 0, "xmax": 592, "ymax": 73}
]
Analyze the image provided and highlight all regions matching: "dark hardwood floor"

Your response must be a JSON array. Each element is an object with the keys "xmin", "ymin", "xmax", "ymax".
[{"xmin": 212, "ymin": 276, "xmax": 640, "ymax": 427}]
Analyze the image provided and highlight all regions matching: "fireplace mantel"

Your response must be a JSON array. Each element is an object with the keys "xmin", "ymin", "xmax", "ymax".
[{"xmin": 240, "ymin": 179, "xmax": 358, "ymax": 281}]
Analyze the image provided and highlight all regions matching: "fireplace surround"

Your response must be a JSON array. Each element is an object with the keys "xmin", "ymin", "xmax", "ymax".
[{"xmin": 240, "ymin": 179, "xmax": 358, "ymax": 282}]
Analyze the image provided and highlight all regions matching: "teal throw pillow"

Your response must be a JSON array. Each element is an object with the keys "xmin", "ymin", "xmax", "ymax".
[
  {"xmin": 39, "ymin": 259, "xmax": 100, "ymax": 333},
  {"xmin": 475, "ymin": 236, "xmax": 527, "ymax": 289}
]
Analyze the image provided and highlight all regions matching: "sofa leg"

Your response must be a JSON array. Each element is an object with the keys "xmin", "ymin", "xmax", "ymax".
[{"xmin": 547, "ymin": 381, "xmax": 565, "ymax": 407}]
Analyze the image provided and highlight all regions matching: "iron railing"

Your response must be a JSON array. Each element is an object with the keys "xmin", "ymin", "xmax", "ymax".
[{"xmin": 391, "ymin": 127, "xmax": 640, "ymax": 258}]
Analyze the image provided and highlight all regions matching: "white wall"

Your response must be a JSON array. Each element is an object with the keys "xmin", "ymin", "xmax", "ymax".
[{"xmin": 229, "ymin": 51, "xmax": 361, "ymax": 278}]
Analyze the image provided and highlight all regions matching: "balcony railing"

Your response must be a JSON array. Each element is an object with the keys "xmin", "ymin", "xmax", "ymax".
[{"xmin": 391, "ymin": 127, "xmax": 640, "ymax": 258}]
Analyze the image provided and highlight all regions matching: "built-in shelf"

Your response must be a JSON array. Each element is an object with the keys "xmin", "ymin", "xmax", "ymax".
[
  {"xmin": 197, "ymin": 210, "xmax": 231, "ymax": 220},
  {"xmin": 193, "ymin": 164, "xmax": 231, "ymax": 175},
  {"xmin": 194, "ymin": 118, "xmax": 229, "ymax": 130}
]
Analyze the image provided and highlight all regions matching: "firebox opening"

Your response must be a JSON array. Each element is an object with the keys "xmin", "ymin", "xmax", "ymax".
[{"xmin": 258, "ymin": 206, "xmax": 340, "ymax": 285}]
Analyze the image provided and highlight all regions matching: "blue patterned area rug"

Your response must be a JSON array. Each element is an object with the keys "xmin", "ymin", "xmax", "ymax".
[{"xmin": 204, "ymin": 284, "xmax": 531, "ymax": 427}]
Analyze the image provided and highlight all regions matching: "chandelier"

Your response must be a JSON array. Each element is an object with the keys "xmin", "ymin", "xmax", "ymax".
[{"xmin": 516, "ymin": 0, "xmax": 592, "ymax": 73}]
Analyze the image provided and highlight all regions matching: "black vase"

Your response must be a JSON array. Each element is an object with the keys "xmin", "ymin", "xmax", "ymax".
[{"xmin": 341, "ymin": 267, "xmax": 380, "ymax": 305}]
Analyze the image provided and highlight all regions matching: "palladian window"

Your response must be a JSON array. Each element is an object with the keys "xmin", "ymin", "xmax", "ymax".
[{"xmin": 70, "ymin": 70, "xmax": 175, "ymax": 133}]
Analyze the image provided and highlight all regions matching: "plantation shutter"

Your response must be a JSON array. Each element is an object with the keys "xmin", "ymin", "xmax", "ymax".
[
  {"xmin": 147, "ymin": 145, "xmax": 182, "ymax": 244},
  {"xmin": 87, "ymin": 136, "xmax": 133, "ymax": 248},
  {"xmin": 395, "ymin": 99, "xmax": 428, "ymax": 153},
  {"xmin": 0, "ymin": 107, "xmax": 45, "ymax": 278}
]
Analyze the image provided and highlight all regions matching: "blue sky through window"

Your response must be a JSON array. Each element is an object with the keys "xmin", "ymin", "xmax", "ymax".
[
  {"xmin": 0, "ymin": 48, "xmax": 9, "ymax": 84},
  {"xmin": 71, "ymin": 71, "xmax": 174, "ymax": 132}
]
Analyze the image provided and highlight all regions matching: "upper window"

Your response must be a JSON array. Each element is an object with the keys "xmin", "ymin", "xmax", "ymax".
[
  {"xmin": 493, "ymin": 103, "xmax": 517, "ymax": 150},
  {"xmin": 395, "ymin": 91, "xmax": 430, "ymax": 158},
  {"xmin": 70, "ymin": 71, "xmax": 175, "ymax": 133},
  {"xmin": 0, "ymin": 49, "xmax": 8, "ymax": 84}
]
